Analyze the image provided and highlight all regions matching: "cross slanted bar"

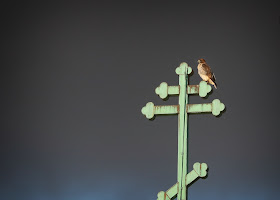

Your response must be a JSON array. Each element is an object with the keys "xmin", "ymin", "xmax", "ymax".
[{"xmin": 141, "ymin": 62, "xmax": 225, "ymax": 200}]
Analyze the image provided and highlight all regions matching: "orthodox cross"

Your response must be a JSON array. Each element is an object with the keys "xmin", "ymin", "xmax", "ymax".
[{"xmin": 141, "ymin": 62, "xmax": 225, "ymax": 200}]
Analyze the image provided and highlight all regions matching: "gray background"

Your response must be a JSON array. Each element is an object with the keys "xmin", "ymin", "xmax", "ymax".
[{"xmin": 1, "ymin": 1, "xmax": 280, "ymax": 200}]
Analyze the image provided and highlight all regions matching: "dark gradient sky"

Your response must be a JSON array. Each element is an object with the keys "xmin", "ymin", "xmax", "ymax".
[{"xmin": 1, "ymin": 1, "xmax": 280, "ymax": 200}]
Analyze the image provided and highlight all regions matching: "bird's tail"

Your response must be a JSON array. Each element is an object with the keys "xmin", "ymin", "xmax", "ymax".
[{"xmin": 210, "ymin": 73, "xmax": 217, "ymax": 89}]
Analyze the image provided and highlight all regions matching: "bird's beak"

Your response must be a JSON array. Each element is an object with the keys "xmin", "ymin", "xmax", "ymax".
[{"xmin": 197, "ymin": 60, "xmax": 200, "ymax": 63}]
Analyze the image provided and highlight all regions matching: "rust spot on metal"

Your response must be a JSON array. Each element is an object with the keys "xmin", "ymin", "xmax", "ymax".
[
  {"xmin": 156, "ymin": 105, "xmax": 164, "ymax": 108},
  {"xmin": 186, "ymin": 104, "xmax": 193, "ymax": 112},
  {"xmin": 166, "ymin": 193, "xmax": 171, "ymax": 200},
  {"xmin": 163, "ymin": 192, "xmax": 171, "ymax": 200},
  {"xmin": 156, "ymin": 105, "xmax": 178, "ymax": 108},
  {"xmin": 187, "ymin": 85, "xmax": 199, "ymax": 94}
]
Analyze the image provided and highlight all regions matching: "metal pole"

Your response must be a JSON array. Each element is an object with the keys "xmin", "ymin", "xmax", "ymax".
[{"xmin": 177, "ymin": 64, "xmax": 189, "ymax": 200}]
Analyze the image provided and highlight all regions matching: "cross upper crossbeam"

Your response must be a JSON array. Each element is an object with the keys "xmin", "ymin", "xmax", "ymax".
[{"xmin": 155, "ymin": 81, "xmax": 212, "ymax": 99}]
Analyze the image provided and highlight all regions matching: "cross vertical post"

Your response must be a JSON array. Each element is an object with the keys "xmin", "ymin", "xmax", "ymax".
[{"xmin": 177, "ymin": 63, "xmax": 191, "ymax": 200}]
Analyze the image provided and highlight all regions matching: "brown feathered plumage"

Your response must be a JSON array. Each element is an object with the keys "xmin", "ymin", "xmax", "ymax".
[{"xmin": 197, "ymin": 58, "xmax": 217, "ymax": 89}]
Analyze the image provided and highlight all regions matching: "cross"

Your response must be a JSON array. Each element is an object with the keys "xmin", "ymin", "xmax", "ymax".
[{"xmin": 141, "ymin": 62, "xmax": 225, "ymax": 200}]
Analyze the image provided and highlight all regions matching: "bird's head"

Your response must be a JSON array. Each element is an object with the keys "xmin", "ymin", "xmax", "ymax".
[{"xmin": 198, "ymin": 58, "xmax": 206, "ymax": 63}]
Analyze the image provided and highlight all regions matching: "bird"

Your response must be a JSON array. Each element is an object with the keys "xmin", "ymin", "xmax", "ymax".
[{"xmin": 197, "ymin": 58, "xmax": 217, "ymax": 89}]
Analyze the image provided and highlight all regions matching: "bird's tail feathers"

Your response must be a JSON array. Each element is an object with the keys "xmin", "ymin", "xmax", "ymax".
[
  {"xmin": 210, "ymin": 73, "xmax": 217, "ymax": 89},
  {"xmin": 212, "ymin": 73, "xmax": 216, "ymax": 82}
]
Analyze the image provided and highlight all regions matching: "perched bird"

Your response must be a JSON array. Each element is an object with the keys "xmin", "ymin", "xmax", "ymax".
[{"xmin": 197, "ymin": 58, "xmax": 217, "ymax": 89}]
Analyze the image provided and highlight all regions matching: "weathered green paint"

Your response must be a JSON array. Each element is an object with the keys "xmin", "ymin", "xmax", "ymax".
[
  {"xmin": 141, "ymin": 102, "xmax": 179, "ymax": 119},
  {"xmin": 187, "ymin": 99, "xmax": 225, "ymax": 116},
  {"xmin": 141, "ymin": 62, "xmax": 225, "ymax": 200},
  {"xmin": 155, "ymin": 82, "xmax": 180, "ymax": 99},
  {"xmin": 186, "ymin": 163, "xmax": 208, "ymax": 185},
  {"xmin": 168, "ymin": 86, "xmax": 180, "ymax": 95},
  {"xmin": 157, "ymin": 183, "xmax": 177, "ymax": 200},
  {"xmin": 176, "ymin": 62, "xmax": 189, "ymax": 200},
  {"xmin": 198, "ymin": 81, "xmax": 212, "ymax": 97},
  {"xmin": 155, "ymin": 82, "xmax": 169, "ymax": 99},
  {"xmin": 156, "ymin": 162, "xmax": 208, "ymax": 200},
  {"xmin": 155, "ymin": 81, "xmax": 211, "ymax": 99},
  {"xmin": 141, "ymin": 99, "xmax": 225, "ymax": 119}
]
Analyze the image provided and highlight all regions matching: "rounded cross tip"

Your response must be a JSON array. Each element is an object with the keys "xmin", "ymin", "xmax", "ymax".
[
  {"xmin": 193, "ymin": 162, "xmax": 208, "ymax": 177},
  {"xmin": 155, "ymin": 82, "xmax": 168, "ymax": 99},
  {"xmin": 187, "ymin": 66, "xmax": 192, "ymax": 74},
  {"xmin": 175, "ymin": 62, "xmax": 192, "ymax": 75},
  {"xmin": 141, "ymin": 102, "xmax": 155, "ymax": 119},
  {"xmin": 199, "ymin": 81, "xmax": 212, "ymax": 97},
  {"xmin": 212, "ymin": 99, "xmax": 225, "ymax": 116},
  {"xmin": 157, "ymin": 191, "xmax": 170, "ymax": 200}
]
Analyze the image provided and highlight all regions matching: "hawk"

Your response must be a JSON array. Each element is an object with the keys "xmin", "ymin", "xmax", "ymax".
[{"xmin": 197, "ymin": 58, "xmax": 217, "ymax": 89}]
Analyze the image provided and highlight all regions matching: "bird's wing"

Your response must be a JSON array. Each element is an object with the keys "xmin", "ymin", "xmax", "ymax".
[{"xmin": 200, "ymin": 63, "xmax": 212, "ymax": 75}]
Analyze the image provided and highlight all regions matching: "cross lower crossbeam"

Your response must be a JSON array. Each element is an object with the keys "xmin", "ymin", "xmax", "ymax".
[
  {"xmin": 141, "ymin": 99, "xmax": 225, "ymax": 119},
  {"xmin": 156, "ymin": 162, "xmax": 208, "ymax": 200}
]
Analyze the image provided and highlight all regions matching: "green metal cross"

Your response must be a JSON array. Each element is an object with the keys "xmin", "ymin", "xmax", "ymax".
[{"xmin": 141, "ymin": 62, "xmax": 225, "ymax": 200}]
